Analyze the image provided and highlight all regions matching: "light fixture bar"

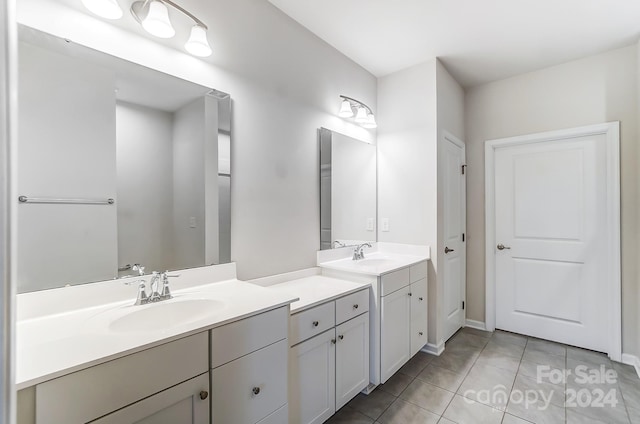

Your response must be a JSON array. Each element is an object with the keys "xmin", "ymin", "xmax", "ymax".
[
  {"xmin": 339, "ymin": 95, "xmax": 373, "ymax": 116},
  {"xmin": 131, "ymin": 0, "xmax": 207, "ymax": 30},
  {"xmin": 338, "ymin": 95, "xmax": 377, "ymax": 129}
]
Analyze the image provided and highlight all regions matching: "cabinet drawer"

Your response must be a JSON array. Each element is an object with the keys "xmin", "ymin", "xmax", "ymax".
[
  {"xmin": 410, "ymin": 261, "xmax": 427, "ymax": 283},
  {"xmin": 211, "ymin": 306, "xmax": 287, "ymax": 368},
  {"xmin": 380, "ymin": 267, "xmax": 410, "ymax": 296},
  {"xmin": 290, "ymin": 301, "xmax": 335, "ymax": 346},
  {"xmin": 335, "ymin": 289, "xmax": 369, "ymax": 325},
  {"xmin": 212, "ymin": 339, "xmax": 288, "ymax": 424},
  {"xmin": 36, "ymin": 332, "xmax": 208, "ymax": 424}
]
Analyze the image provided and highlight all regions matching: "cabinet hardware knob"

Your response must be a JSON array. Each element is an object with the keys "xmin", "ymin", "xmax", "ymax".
[
  {"xmin": 497, "ymin": 243, "xmax": 511, "ymax": 250},
  {"xmin": 419, "ymin": 332, "xmax": 424, "ymax": 336},
  {"xmin": 338, "ymin": 335, "xmax": 344, "ymax": 340},
  {"xmin": 331, "ymin": 339, "xmax": 336, "ymax": 344},
  {"xmin": 419, "ymin": 297, "xmax": 423, "ymax": 301},
  {"xmin": 199, "ymin": 391, "xmax": 209, "ymax": 400},
  {"xmin": 252, "ymin": 387, "xmax": 261, "ymax": 395},
  {"xmin": 408, "ymin": 293, "xmax": 412, "ymax": 297},
  {"xmin": 312, "ymin": 321, "xmax": 319, "ymax": 327},
  {"xmin": 445, "ymin": 246, "xmax": 455, "ymax": 254},
  {"xmin": 353, "ymin": 304, "xmax": 359, "ymax": 309}
]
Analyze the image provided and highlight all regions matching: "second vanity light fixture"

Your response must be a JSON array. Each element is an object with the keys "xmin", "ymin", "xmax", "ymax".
[
  {"xmin": 338, "ymin": 95, "xmax": 377, "ymax": 129},
  {"xmin": 81, "ymin": 0, "xmax": 213, "ymax": 57}
]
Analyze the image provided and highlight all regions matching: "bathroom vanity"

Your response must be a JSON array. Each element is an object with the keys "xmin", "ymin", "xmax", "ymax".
[
  {"xmin": 16, "ymin": 264, "xmax": 296, "ymax": 424},
  {"xmin": 318, "ymin": 243, "xmax": 430, "ymax": 387}
]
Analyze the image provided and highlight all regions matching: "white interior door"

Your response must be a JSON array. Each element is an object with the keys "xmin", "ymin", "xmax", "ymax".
[
  {"xmin": 493, "ymin": 131, "xmax": 611, "ymax": 352},
  {"xmin": 442, "ymin": 133, "xmax": 466, "ymax": 342}
]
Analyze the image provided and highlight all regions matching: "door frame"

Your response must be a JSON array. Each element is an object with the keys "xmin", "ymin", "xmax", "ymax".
[
  {"xmin": 1, "ymin": 0, "xmax": 16, "ymax": 422},
  {"xmin": 440, "ymin": 131, "xmax": 466, "ymax": 340},
  {"xmin": 484, "ymin": 122, "xmax": 621, "ymax": 361}
]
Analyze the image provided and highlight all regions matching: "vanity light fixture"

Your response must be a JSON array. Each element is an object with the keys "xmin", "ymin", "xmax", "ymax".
[
  {"xmin": 338, "ymin": 95, "xmax": 377, "ymax": 129},
  {"xmin": 130, "ymin": 0, "xmax": 213, "ymax": 56},
  {"xmin": 81, "ymin": 0, "xmax": 123, "ymax": 19}
]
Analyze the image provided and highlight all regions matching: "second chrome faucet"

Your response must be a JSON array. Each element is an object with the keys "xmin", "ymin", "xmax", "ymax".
[{"xmin": 352, "ymin": 243, "xmax": 372, "ymax": 260}]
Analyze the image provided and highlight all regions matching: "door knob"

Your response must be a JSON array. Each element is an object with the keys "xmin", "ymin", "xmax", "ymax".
[
  {"xmin": 497, "ymin": 244, "xmax": 511, "ymax": 250},
  {"xmin": 444, "ymin": 247, "xmax": 454, "ymax": 254}
]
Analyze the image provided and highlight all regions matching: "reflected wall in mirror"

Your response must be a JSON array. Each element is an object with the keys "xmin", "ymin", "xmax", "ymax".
[
  {"xmin": 319, "ymin": 128, "xmax": 376, "ymax": 250},
  {"xmin": 17, "ymin": 26, "xmax": 231, "ymax": 293}
]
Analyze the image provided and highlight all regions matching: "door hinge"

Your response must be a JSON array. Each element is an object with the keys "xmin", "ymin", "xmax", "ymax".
[
  {"xmin": 462, "ymin": 301, "xmax": 465, "ymax": 310},
  {"xmin": 461, "ymin": 164, "xmax": 467, "ymax": 175},
  {"xmin": 462, "ymin": 233, "xmax": 465, "ymax": 242}
]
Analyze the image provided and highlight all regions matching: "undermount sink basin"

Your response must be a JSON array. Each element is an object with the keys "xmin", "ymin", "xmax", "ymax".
[
  {"xmin": 108, "ymin": 298, "xmax": 224, "ymax": 333},
  {"xmin": 355, "ymin": 257, "xmax": 396, "ymax": 267}
]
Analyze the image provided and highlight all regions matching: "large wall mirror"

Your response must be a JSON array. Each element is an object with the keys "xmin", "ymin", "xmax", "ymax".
[
  {"xmin": 17, "ymin": 26, "xmax": 231, "ymax": 293},
  {"xmin": 319, "ymin": 128, "xmax": 376, "ymax": 250}
]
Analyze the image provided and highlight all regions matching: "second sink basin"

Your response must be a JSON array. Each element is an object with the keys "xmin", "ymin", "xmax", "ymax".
[{"xmin": 108, "ymin": 298, "xmax": 225, "ymax": 333}]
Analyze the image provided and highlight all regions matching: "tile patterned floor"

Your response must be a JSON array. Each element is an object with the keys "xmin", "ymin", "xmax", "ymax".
[{"xmin": 326, "ymin": 328, "xmax": 640, "ymax": 424}]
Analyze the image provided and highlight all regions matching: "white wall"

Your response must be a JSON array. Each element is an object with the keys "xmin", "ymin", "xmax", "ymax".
[
  {"xmin": 465, "ymin": 45, "xmax": 639, "ymax": 355},
  {"xmin": 116, "ymin": 101, "xmax": 174, "ymax": 274},
  {"xmin": 16, "ymin": 0, "xmax": 377, "ymax": 280},
  {"xmin": 331, "ymin": 132, "xmax": 376, "ymax": 244},
  {"xmin": 377, "ymin": 60, "xmax": 438, "ymax": 343},
  {"xmin": 173, "ymin": 98, "xmax": 206, "ymax": 270},
  {"xmin": 17, "ymin": 41, "xmax": 117, "ymax": 292}
]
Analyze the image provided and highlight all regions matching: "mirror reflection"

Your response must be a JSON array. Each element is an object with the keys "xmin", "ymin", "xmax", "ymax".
[
  {"xmin": 319, "ymin": 128, "xmax": 376, "ymax": 250},
  {"xmin": 17, "ymin": 26, "xmax": 231, "ymax": 293}
]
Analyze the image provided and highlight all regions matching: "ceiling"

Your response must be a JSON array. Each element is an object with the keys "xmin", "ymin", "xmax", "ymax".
[{"xmin": 268, "ymin": 0, "xmax": 640, "ymax": 88}]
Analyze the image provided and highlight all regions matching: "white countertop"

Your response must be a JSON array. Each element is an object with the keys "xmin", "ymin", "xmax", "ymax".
[
  {"xmin": 267, "ymin": 275, "xmax": 370, "ymax": 313},
  {"xmin": 16, "ymin": 280, "xmax": 297, "ymax": 390},
  {"xmin": 318, "ymin": 251, "xmax": 429, "ymax": 276}
]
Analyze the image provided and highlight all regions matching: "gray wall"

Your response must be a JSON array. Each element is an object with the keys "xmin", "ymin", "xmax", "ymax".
[
  {"xmin": 17, "ymin": 42, "xmax": 118, "ymax": 292},
  {"xmin": 465, "ymin": 45, "xmax": 639, "ymax": 356},
  {"xmin": 116, "ymin": 101, "xmax": 174, "ymax": 273}
]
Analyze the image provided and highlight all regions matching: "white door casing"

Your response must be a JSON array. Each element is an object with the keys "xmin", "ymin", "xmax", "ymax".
[
  {"xmin": 485, "ymin": 122, "xmax": 621, "ymax": 360},
  {"xmin": 442, "ymin": 132, "xmax": 466, "ymax": 342}
]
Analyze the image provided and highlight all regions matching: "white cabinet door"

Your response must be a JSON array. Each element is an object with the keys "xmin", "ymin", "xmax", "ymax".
[
  {"xmin": 93, "ymin": 373, "xmax": 209, "ymax": 424},
  {"xmin": 290, "ymin": 329, "xmax": 336, "ymax": 424},
  {"xmin": 212, "ymin": 339, "xmax": 288, "ymax": 424},
  {"xmin": 380, "ymin": 285, "xmax": 411, "ymax": 383},
  {"xmin": 335, "ymin": 313, "xmax": 369, "ymax": 410},
  {"xmin": 410, "ymin": 279, "xmax": 428, "ymax": 356}
]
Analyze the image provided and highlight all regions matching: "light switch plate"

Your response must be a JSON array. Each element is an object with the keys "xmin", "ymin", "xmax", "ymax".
[
  {"xmin": 382, "ymin": 218, "xmax": 389, "ymax": 232},
  {"xmin": 366, "ymin": 218, "xmax": 374, "ymax": 231}
]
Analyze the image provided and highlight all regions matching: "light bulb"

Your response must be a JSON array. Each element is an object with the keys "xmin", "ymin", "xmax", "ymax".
[
  {"xmin": 185, "ymin": 25, "xmax": 212, "ymax": 57},
  {"xmin": 82, "ymin": 0, "xmax": 123, "ymax": 19},
  {"xmin": 355, "ymin": 106, "xmax": 368, "ymax": 123},
  {"xmin": 142, "ymin": 1, "xmax": 175, "ymax": 39},
  {"xmin": 362, "ymin": 114, "xmax": 377, "ymax": 129},
  {"xmin": 338, "ymin": 99, "xmax": 354, "ymax": 118}
]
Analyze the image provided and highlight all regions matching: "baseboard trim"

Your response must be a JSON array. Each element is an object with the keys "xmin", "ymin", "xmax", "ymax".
[
  {"xmin": 422, "ymin": 341, "xmax": 445, "ymax": 356},
  {"xmin": 621, "ymin": 353, "xmax": 640, "ymax": 378},
  {"xmin": 465, "ymin": 319, "xmax": 487, "ymax": 331}
]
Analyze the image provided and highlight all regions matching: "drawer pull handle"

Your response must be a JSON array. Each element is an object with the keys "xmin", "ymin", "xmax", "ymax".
[
  {"xmin": 419, "ymin": 332, "xmax": 424, "ymax": 336},
  {"xmin": 408, "ymin": 293, "xmax": 412, "ymax": 297},
  {"xmin": 353, "ymin": 304, "xmax": 359, "ymax": 309},
  {"xmin": 338, "ymin": 335, "xmax": 344, "ymax": 340},
  {"xmin": 331, "ymin": 339, "xmax": 336, "ymax": 344},
  {"xmin": 199, "ymin": 391, "xmax": 209, "ymax": 400},
  {"xmin": 252, "ymin": 387, "xmax": 261, "ymax": 396},
  {"xmin": 312, "ymin": 321, "xmax": 319, "ymax": 327},
  {"xmin": 419, "ymin": 297, "xmax": 423, "ymax": 301}
]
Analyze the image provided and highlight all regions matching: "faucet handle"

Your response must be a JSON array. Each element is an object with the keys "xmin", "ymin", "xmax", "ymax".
[
  {"xmin": 133, "ymin": 281, "xmax": 148, "ymax": 306},
  {"xmin": 160, "ymin": 271, "xmax": 179, "ymax": 300},
  {"xmin": 132, "ymin": 264, "xmax": 146, "ymax": 276}
]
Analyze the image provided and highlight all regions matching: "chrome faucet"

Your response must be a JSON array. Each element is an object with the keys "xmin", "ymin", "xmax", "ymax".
[
  {"xmin": 130, "ymin": 271, "xmax": 180, "ymax": 306},
  {"xmin": 353, "ymin": 242, "xmax": 372, "ymax": 260}
]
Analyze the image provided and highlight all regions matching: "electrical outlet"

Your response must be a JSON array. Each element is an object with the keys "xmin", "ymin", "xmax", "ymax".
[
  {"xmin": 366, "ymin": 218, "xmax": 374, "ymax": 231},
  {"xmin": 382, "ymin": 218, "xmax": 389, "ymax": 232}
]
